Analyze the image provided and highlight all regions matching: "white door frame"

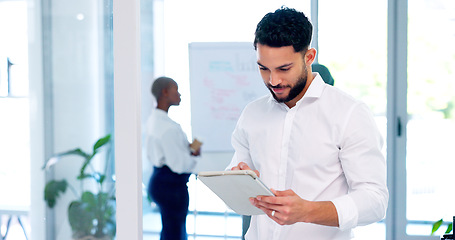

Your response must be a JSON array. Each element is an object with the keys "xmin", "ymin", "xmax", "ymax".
[{"xmin": 113, "ymin": 0, "xmax": 143, "ymax": 238}]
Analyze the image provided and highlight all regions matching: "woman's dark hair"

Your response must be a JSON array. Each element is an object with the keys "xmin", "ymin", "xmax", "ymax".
[{"xmin": 254, "ymin": 7, "xmax": 313, "ymax": 53}]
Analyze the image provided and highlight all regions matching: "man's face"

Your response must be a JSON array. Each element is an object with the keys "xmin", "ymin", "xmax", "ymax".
[{"xmin": 256, "ymin": 44, "xmax": 309, "ymax": 106}]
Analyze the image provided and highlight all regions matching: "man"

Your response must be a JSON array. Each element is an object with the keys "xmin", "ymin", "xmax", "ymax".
[
  {"xmin": 227, "ymin": 7, "xmax": 388, "ymax": 240},
  {"xmin": 146, "ymin": 76, "xmax": 201, "ymax": 240}
]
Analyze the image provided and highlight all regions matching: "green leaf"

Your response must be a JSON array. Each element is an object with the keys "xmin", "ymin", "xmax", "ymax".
[
  {"xmin": 79, "ymin": 135, "xmax": 111, "ymax": 181},
  {"xmin": 44, "ymin": 180, "xmax": 68, "ymax": 208},
  {"xmin": 93, "ymin": 134, "xmax": 111, "ymax": 153},
  {"xmin": 80, "ymin": 136, "xmax": 110, "ymax": 178},
  {"xmin": 76, "ymin": 173, "xmax": 95, "ymax": 181},
  {"xmin": 97, "ymin": 192, "xmax": 112, "ymax": 209},
  {"xmin": 79, "ymin": 157, "xmax": 93, "ymax": 179},
  {"xmin": 81, "ymin": 191, "xmax": 97, "ymax": 211},
  {"xmin": 446, "ymin": 223, "xmax": 453, "ymax": 234},
  {"xmin": 432, "ymin": 219, "xmax": 443, "ymax": 235},
  {"xmin": 42, "ymin": 148, "xmax": 90, "ymax": 170},
  {"xmin": 62, "ymin": 148, "xmax": 90, "ymax": 159},
  {"xmin": 68, "ymin": 200, "xmax": 95, "ymax": 237},
  {"xmin": 99, "ymin": 174, "xmax": 106, "ymax": 184}
]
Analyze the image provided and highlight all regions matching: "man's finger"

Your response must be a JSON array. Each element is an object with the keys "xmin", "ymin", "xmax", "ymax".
[
  {"xmin": 238, "ymin": 162, "xmax": 250, "ymax": 170},
  {"xmin": 273, "ymin": 189, "xmax": 295, "ymax": 197}
]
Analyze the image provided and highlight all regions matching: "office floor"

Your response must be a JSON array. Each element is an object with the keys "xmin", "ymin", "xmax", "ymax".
[
  {"xmin": 143, "ymin": 208, "xmax": 243, "ymax": 240},
  {"xmin": 143, "ymin": 210, "xmax": 390, "ymax": 240},
  {"xmin": 3, "ymin": 212, "xmax": 437, "ymax": 240}
]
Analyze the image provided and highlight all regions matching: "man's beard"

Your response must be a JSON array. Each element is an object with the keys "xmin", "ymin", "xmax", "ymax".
[{"xmin": 267, "ymin": 70, "xmax": 308, "ymax": 103}]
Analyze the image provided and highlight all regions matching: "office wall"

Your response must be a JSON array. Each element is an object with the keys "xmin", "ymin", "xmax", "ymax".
[{"xmin": 29, "ymin": 0, "xmax": 111, "ymax": 238}]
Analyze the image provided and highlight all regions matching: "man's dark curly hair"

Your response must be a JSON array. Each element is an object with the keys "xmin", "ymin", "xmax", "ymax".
[{"xmin": 254, "ymin": 7, "xmax": 313, "ymax": 53}]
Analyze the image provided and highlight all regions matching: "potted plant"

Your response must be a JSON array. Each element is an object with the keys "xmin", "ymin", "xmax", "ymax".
[
  {"xmin": 432, "ymin": 218, "xmax": 453, "ymax": 238},
  {"xmin": 431, "ymin": 217, "xmax": 453, "ymax": 240},
  {"xmin": 42, "ymin": 134, "xmax": 116, "ymax": 240}
]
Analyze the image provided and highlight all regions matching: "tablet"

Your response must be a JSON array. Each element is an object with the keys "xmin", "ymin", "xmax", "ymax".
[{"xmin": 197, "ymin": 170, "xmax": 274, "ymax": 216}]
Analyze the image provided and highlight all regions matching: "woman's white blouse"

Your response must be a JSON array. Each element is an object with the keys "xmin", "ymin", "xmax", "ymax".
[{"xmin": 146, "ymin": 109, "xmax": 196, "ymax": 174}]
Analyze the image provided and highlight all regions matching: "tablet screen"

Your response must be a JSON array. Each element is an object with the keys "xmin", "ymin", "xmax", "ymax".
[{"xmin": 197, "ymin": 170, "xmax": 274, "ymax": 215}]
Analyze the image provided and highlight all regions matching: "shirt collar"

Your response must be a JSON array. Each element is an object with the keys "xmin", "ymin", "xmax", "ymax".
[
  {"xmin": 303, "ymin": 72, "xmax": 325, "ymax": 99},
  {"xmin": 267, "ymin": 72, "xmax": 326, "ymax": 107},
  {"xmin": 154, "ymin": 108, "xmax": 169, "ymax": 118}
]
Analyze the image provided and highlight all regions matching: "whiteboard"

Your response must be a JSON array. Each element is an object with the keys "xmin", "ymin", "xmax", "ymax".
[{"xmin": 189, "ymin": 42, "xmax": 268, "ymax": 152}]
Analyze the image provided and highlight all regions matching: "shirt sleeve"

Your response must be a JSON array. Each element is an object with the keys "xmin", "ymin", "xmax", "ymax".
[
  {"xmin": 226, "ymin": 111, "xmax": 255, "ymax": 171},
  {"xmin": 333, "ymin": 102, "xmax": 389, "ymax": 230},
  {"xmin": 160, "ymin": 125, "xmax": 197, "ymax": 174}
]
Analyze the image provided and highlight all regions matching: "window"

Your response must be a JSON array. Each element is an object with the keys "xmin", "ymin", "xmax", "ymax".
[
  {"xmin": 26, "ymin": 0, "xmax": 115, "ymax": 239},
  {"xmin": 406, "ymin": 0, "xmax": 455, "ymax": 236},
  {"xmin": 144, "ymin": 1, "xmax": 311, "ymax": 239},
  {"xmin": 0, "ymin": 2, "xmax": 30, "ymax": 238},
  {"xmin": 2, "ymin": 0, "xmax": 452, "ymax": 238},
  {"xmin": 318, "ymin": 0, "xmax": 387, "ymax": 239}
]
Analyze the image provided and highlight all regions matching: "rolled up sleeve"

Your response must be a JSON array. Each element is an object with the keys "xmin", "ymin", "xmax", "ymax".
[{"xmin": 335, "ymin": 103, "xmax": 389, "ymax": 229}]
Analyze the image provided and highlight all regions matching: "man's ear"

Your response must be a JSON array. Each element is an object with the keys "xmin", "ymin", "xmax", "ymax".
[{"xmin": 305, "ymin": 48, "xmax": 317, "ymax": 65}]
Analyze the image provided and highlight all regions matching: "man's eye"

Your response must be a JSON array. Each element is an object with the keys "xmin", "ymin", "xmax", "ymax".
[
  {"xmin": 280, "ymin": 68, "xmax": 290, "ymax": 71},
  {"xmin": 259, "ymin": 67, "xmax": 268, "ymax": 71}
]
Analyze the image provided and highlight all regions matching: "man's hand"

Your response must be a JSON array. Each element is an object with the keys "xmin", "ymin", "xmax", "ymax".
[
  {"xmin": 250, "ymin": 189, "xmax": 339, "ymax": 227},
  {"xmin": 230, "ymin": 162, "xmax": 260, "ymax": 177}
]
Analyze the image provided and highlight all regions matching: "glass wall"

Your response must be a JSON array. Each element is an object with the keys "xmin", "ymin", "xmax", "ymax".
[
  {"xmin": 0, "ymin": 1, "xmax": 30, "ymax": 238},
  {"xmin": 26, "ymin": 0, "xmax": 115, "ymax": 239},
  {"xmin": 1, "ymin": 0, "xmax": 454, "ymax": 239},
  {"xmin": 318, "ymin": 1, "xmax": 387, "ymax": 239},
  {"xmin": 406, "ymin": 0, "xmax": 455, "ymax": 236},
  {"xmin": 38, "ymin": 0, "xmax": 115, "ymax": 238},
  {"xmin": 143, "ymin": 1, "xmax": 311, "ymax": 239}
]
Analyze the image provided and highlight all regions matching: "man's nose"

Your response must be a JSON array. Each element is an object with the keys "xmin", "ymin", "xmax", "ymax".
[{"xmin": 269, "ymin": 72, "xmax": 282, "ymax": 86}]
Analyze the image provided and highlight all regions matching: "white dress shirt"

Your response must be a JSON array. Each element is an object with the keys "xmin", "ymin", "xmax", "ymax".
[
  {"xmin": 146, "ymin": 109, "xmax": 197, "ymax": 174},
  {"xmin": 227, "ymin": 73, "xmax": 389, "ymax": 240}
]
